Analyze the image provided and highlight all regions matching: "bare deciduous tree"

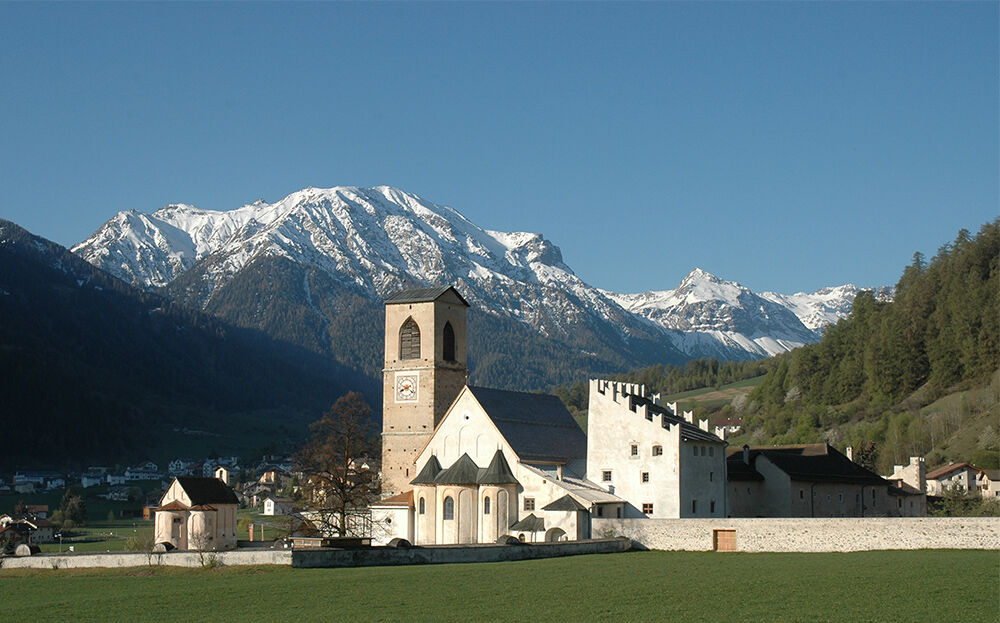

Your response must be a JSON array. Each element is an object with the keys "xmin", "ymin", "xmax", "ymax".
[{"xmin": 295, "ymin": 392, "xmax": 380, "ymax": 537}]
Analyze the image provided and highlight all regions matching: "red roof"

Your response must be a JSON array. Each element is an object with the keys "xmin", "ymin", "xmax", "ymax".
[
  {"xmin": 926, "ymin": 462, "xmax": 981, "ymax": 481},
  {"xmin": 155, "ymin": 500, "xmax": 190, "ymax": 512},
  {"xmin": 373, "ymin": 490, "xmax": 414, "ymax": 508}
]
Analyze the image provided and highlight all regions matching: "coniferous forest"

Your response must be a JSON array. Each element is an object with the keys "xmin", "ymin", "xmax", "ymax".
[{"xmin": 738, "ymin": 220, "xmax": 999, "ymax": 472}]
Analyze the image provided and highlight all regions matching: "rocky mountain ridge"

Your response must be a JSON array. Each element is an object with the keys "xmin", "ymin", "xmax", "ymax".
[{"xmin": 72, "ymin": 186, "xmax": 886, "ymax": 383}]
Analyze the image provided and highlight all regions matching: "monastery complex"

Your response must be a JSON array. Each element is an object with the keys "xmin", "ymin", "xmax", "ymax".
[{"xmin": 371, "ymin": 286, "xmax": 926, "ymax": 546}]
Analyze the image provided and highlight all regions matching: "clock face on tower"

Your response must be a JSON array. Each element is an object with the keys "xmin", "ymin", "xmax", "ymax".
[{"xmin": 395, "ymin": 373, "xmax": 418, "ymax": 403}]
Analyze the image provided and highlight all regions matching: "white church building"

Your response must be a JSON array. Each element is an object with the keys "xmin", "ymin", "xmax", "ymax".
[{"xmin": 372, "ymin": 285, "xmax": 727, "ymax": 546}]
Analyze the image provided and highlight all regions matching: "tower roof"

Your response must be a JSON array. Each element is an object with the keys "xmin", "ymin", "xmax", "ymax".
[
  {"xmin": 478, "ymin": 450, "xmax": 519, "ymax": 485},
  {"xmin": 433, "ymin": 453, "xmax": 481, "ymax": 485},
  {"xmin": 384, "ymin": 285, "xmax": 469, "ymax": 306},
  {"xmin": 410, "ymin": 455, "xmax": 443, "ymax": 485}
]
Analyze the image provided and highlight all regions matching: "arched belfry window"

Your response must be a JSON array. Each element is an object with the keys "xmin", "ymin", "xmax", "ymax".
[
  {"xmin": 443, "ymin": 321, "xmax": 456, "ymax": 362},
  {"xmin": 399, "ymin": 317, "xmax": 421, "ymax": 360}
]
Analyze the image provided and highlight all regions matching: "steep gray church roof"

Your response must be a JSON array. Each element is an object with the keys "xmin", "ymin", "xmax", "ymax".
[
  {"xmin": 410, "ymin": 455, "xmax": 442, "ymax": 485},
  {"xmin": 434, "ymin": 453, "xmax": 481, "ymax": 485},
  {"xmin": 477, "ymin": 450, "xmax": 519, "ymax": 485},
  {"xmin": 467, "ymin": 386, "xmax": 587, "ymax": 464}
]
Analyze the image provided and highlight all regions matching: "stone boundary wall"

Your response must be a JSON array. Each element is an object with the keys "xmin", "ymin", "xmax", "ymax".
[
  {"xmin": 592, "ymin": 517, "xmax": 1000, "ymax": 552},
  {"xmin": 292, "ymin": 537, "xmax": 631, "ymax": 568},
  {"xmin": 0, "ymin": 549, "xmax": 292, "ymax": 570},
  {"xmin": 1, "ymin": 538, "xmax": 630, "ymax": 570}
]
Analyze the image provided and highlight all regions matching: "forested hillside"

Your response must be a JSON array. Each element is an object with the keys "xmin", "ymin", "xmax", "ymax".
[
  {"xmin": 0, "ymin": 221, "xmax": 375, "ymax": 471},
  {"xmin": 555, "ymin": 221, "xmax": 999, "ymax": 475},
  {"xmin": 737, "ymin": 221, "xmax": 999, "ymax": 472},
  {"xmin": 553, "ymin": 357, "xmax": 768, "ymax": 419}
]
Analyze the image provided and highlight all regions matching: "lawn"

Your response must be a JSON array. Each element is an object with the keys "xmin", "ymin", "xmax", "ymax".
[{"xmin": 3, "ymin": 550, "xmax": 997, "ymax": 622}]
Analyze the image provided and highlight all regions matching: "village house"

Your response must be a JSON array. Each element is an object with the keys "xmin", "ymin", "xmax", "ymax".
[
  {"xmin": 125, "ymin": 461, "xmax": 161, "ymax": 481},
  {"xmin": 154, "ymin": 476, "xmax": 239, "ymax": 551},
  {"xmin": 885, "ymin": 456, "xmax": 928, "ymax": 516},
  {"xmin": 263, "ymin": 496, "xmax": 294, "ymax": 516},
  {"xmin": 976, "ymin": 469, "xmax": 1000, "ymax": 498},
  {"xmin": 925, "ymin": 462, "xmax": 982, "ymax": 496}
]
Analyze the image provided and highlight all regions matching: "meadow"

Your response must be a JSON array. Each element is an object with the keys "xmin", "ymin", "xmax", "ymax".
[{"xmin": 3, "ymin": 549, "xmax": 997, "ymax": 622}]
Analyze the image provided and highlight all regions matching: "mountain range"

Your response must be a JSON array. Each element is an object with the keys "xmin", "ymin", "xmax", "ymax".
[{"xmin": 72, "ymin": 185, "xmax": 889, "ymax": 389}]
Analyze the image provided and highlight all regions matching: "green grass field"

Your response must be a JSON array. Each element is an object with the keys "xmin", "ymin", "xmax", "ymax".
[{"xmin": 3, "ymin": 550, "xmax": 997, "ymax": 622}]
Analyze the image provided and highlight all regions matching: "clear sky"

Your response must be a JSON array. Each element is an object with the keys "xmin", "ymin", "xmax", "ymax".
[{"xmin": 1, "ymin": 2, "xmax": 996, "ymax": 295}]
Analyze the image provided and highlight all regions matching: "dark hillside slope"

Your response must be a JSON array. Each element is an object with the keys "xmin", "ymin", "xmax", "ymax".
[{"xmin": 0, "ymin": 220, "xmax": 373, "ymax": 471}]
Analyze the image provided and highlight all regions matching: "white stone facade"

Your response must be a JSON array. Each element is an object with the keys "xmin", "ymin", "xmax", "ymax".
[{"xmin": 586, "ymin": 379, "xmax": 726, "ymax": 519}]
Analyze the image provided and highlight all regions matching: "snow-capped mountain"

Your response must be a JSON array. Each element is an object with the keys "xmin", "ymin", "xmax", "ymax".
[
  {"xmin": 72, "ymin": 185, "xmax": 878, "ymax": 382},
  {"xmin": 606, "ymin": 269, "xmax": 890, "ymax": 358},
  {"xmin": 73, "ymin": 186, "xmax": 641, "ymax": 344},
  {"xmin": 760, "ymin": 285, "xmax": 894, "ymax": 332},
  {"xmin": 607, "ymin": 268, "xmax": 819, "ymax": 358}
]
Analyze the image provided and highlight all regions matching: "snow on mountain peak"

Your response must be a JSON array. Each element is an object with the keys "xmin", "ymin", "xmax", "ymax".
[{"xmin": 71, "ymin": 184, "xmax": 879, "ymax": 362}]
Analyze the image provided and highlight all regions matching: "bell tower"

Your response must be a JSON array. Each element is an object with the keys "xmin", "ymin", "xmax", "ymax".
[{"xmin": 381, "ymin": 286, "xmax": 469, "ymax": 496}]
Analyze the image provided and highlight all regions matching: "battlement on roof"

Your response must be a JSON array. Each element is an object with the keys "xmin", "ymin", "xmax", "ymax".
[{"xmin": 590, "ymin": 378, "xmax": 712, "ymax": 433}]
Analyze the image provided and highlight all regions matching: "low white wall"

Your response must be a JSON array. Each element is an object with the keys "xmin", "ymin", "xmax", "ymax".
[
  {"xmin": 292, "ymin": 537, "xmax": 630, "ymax": 568},
  {"xmin": 1, "ymin": 549, "xmax": 292, "ymax": 570},
  {"xmin": 592, "ymin": 517, "xmax": 1000, "ymax": 552}
]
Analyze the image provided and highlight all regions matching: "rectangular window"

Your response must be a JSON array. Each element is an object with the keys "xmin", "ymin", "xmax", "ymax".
[
  {"xmin": 709, "ymin": 447, "xmax": 714, "ymax": 457},
  {"xmin": 652, "ymin": 445, "xmax": 663, "ymax": 456},
  {"xmin": 710, "ymin": 500, "xmax": 716, "ymax": 513},
  {"xmin": 524, "ymin": 498, "xmax": 535, "ymax": 511},
  {"xmin": 641, "ymin": 472, "xmax": 649, "ymax": 483},
  {"xmin": 630, "ymin": 444, "xmax": 638, "ymax": 456},
  {"xmin": 602, "ymin": 470, "xmax": 612, "ymax": 482},
  {"xmin": 800, "ymin": 490, "xmax": 804, "ymax": 499},
  {"xmin": 692, "ymin": 499, "xmax": 697, "ymax": 514},
  {"xmin": 642, "ymin": 503, "xmax": 653, "ymax": 515},
  {"xmin": 709, "ymin": 471, "xmax": 713, "ymax": 482}
]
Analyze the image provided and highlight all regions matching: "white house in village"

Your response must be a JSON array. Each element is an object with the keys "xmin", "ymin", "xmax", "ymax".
[
  {"xmin": 925, "ymin": 462, "xmax": 982, "ymax": 496},
  {"xmin": 372, "ymin": 286, "xmax": 728, "ymax": 546},
  {"xmin": 263, "ymin": 497, "xmax": 294, "ymax": 516},
  {"xmin": 154, "ymin": 477, "xmax": 239, "ymax": 551}
]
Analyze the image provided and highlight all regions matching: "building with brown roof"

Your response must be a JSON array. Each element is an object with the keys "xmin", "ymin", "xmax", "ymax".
[{"xmin": 925, "ymin": 462, "xmax": 982, "ymax": 496}]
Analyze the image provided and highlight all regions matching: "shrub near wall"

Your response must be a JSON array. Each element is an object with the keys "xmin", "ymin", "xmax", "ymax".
[{"xmin": 593, "ymin": 517, "xmax": 1000, "ymax": 552}]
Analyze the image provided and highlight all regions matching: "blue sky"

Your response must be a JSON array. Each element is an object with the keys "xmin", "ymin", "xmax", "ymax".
[{"xmin": 1, "ymin": 2, "xmax": 996, "ymax": 294}]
